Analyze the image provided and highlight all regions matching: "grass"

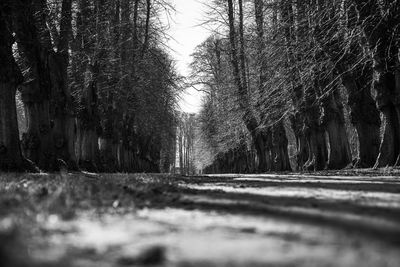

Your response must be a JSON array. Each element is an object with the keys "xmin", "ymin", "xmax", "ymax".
[{"xmin": 0, "ymin": 173, "xmax": 181, "ymax": 267}]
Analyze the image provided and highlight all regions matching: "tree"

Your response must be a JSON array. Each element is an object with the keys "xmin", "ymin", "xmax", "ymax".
[
  {"xmin": 12, "ymin": 0, "xmax": 57, "ymax": 171},
  {"xmin": 10, "ymin": 0, "xmax": 77, "ymax": 171},
  {"xmin": 353, "ymin": 0, "xmax": 400, "ymax": 167},
  {"xmin": 227, "ymin": 0, "xmax": 290, "ymax": 172},
  {"xmin": 199, "ymin": 0, "xmax": 380, "ymax": 172},
  {"xmin": 0, "ymin": 0, "xmax": 32, "ymax": 171},
  {"xmin": 254, "ymin": 0, "xmax": 291, "ymax": 171},
  {"xmin": 1, "ymin": 0, "xmax": 179, "ymax": 173},
  {"xmin": 314, "ymin": 0, "xmax": 381, "ymax": 167}
]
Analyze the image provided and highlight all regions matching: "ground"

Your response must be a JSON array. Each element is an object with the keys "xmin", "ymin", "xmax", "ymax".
[{"xmin": 1, "ymin": 171, "xmax": 400, "ymax": 267}]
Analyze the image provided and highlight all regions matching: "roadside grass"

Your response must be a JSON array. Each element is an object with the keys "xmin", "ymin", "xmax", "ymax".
[{"xmin": 0, "ymin": 173, "xmax": 180, "ymax": 267}]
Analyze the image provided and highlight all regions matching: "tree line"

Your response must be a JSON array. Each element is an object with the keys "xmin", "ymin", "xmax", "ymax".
[
  {"xmin": 0, "ymin": 0, "xmax": 179, "ymax": 173},
  {"xmin": 193, "ymin": 0, "xmax": 400, "ymax": 173}
]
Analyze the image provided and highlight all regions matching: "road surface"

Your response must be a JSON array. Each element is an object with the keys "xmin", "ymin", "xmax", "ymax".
[{"xmin": 1, "ymin": 172, "xmax": 400, "ymax": 266}]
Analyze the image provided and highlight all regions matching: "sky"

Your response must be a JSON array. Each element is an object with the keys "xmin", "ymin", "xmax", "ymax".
[{"xmin": 165, "ymin": 0, "xmax": 210, "ymax": 114}]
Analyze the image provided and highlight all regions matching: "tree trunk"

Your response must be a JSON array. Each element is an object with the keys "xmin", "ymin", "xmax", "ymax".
[
  {"xmin": 0, "ymin": 3, "xmax": 27, "ymax": 171},
  {"xmin": 263, "ymin": 129, "xmax": 273, "ymax": 171},
  {"xmin": 227, "ymin": 0, "xmax": 267, "ymax": 172},
  {"xmin": 13, "ymin": 0, "xmax": 77, "ymax": 171},
  {"xmin": 12, "ymin": 0, "xmax": 57, "ymax": 171},
  {"xmin": 315, "ymin": 1, "xmax": 381, "ymax": 168},
  {"xmin": 73, "ymin": 0, "xmax": 107, "ymax": 172},
  {"xmin": 303, "ymin": 85, "xmax": 328, "ymax": 171},
  {"xmin": 297, "ymin": 135, "xmax": 309, "ymax": 170},
  {"xmin": 312, "ymin": 0, "xmax": 352, "ymax": 170},
  {"xmin": 290, "ymin": 113, "xmax": 308, "ymax": 170},
  {"xmin": 179, "ymin": 128, "xmax": 183, "ymax": 174},
  {"xmin": 254, "ymin": 0, "xmax": 274, "ymax": 172},
  {"xmin": 50, "ymin": 0, "xmax": 78, "ymax": 170},
  {"xmin": 341, "ymin": 70, "xmax": 381, "ymax": 167},
  {"xmin": 280, "ymin": 0, "xmax": 312, "ymax": 171},
  {"xmin": 49, "ymin": 52, "xmax": 78, "ymax": 170},
  {"xmin": 77, "ymin": 126, "xmax": 99, "ymax": 172},
  {"xmin": 325, "ymin": 119, "xmax": 351, "ymax": 169},
  {"xmin": 375, "ymin": 105, "xmax": 400, "ymax": 167},
  {"xmin": 271, "ymin": 121, "xmax": 291, "ymax": 171},
  {"xmin": 100, "ymin": 108, "xmax": 119, "ymax": 172},
  {"xmin": 254, "ymin": 131, "xmax": 271, "ymax": 172},
  {"xmin": 353, "ymin": 0, "xmax": 400, "ymax": 167},
  {"xmin": 0, "ymin": 85, "xmax": 26, "ymax": 171},
  {"xmin": 0, "ymin": 7, "xmax": 35, "ymax": 171},
  {"xmin": 305, "ymin": 127, "xmax": 328, "ymax": 171},
  {"xmin": 20, "ymin": 83, "xmax": 54, "ymax": 170},
  {"xmin": 322, "ymin": 90, "xmax": 352, "ymax": 169}
]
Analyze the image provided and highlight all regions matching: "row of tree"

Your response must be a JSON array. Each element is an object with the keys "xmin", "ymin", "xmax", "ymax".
[
  {"xmin": 177, "ymin": 112, "xmax": 196, "ymax": 175},
  {"xmin": 0, "ymin": 0, "xmax": 179, "ymax": 172},
  {"xmin": 193, "ymin": 0, "xmax": 400, "ymax": 173}
]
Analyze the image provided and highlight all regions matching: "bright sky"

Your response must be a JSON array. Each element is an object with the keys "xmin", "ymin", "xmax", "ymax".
[{"xmin": 166, "ymin": 0, "xmax": 210, "ymax": 113}]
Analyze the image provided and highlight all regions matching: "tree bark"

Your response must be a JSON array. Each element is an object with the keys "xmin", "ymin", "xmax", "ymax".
[
  {"xmin": 13, "ymin": 0, "xmax": 77, "ymax": 171},
  {"xmin": 227, "ymin": 0, "xmax": 268, "ymax": 172},
  {"xmin": 50, "ymin": 0, "xmax": 78, "ymax": 170},
  {"xmin": 315, "ymin": 0, "xmax": 381, "ymax": 168},
  {"xmin": 341, "ymin": 68, "xmax": 381, "ymax": 167},
  {"xmin": 73, "ymin": 0, "xmax": 102, "ymax": 172},
  {"xmin": 271, "ymin": 121, "xmax": 291, "ymax": 171},
  {"xmin": 290, "ymin": 112, "xmax": 309, "ymax": 170},
  {"xmin": 76, "ymin": 63, "xmax": 101, "ymax": 172},
  {"xmin": 320, "ymin": 86, "xmax": 352, "ymax": 169},
  {"xmin": 13, "ymin": 0, "xmax": 57, "ymax": 171},
  {"xmin": 0, "ymin": 4, "xmax": 34, "ymax": 171},
  {"xmin": 280, "ymin": 0, "xmax": 312, "ymax": 171},
  {"xmin": 100, "ymin": 105, "xmax": 120, "ymax": 172},
  {"xmin": 342, "ymin": 4, "xmax": 381, "ymax": 167},
  {"xmin": 254, "ymin": 0, "xmax": 275, "ymax": 171},
  {"xmin": 303, "ymin": 85, "xmax": 328, "ymax": 171},
  {"xmin": 353, "ymin": 0, "xmax": 400, "ymax": 167},
  {"xmin": 305, "ymin": 127, "xmax": 328, "ymax": 171}
]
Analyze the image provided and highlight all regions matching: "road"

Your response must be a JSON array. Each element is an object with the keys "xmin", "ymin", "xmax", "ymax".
[{"xmin": 1, "ymin": 172, "xmax": 400, "ymax": 266}]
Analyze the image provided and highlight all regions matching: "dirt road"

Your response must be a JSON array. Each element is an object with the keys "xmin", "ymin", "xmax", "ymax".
[{"xmin": 1, "ymin": 172, "xmax": 400, "ymax": 266}]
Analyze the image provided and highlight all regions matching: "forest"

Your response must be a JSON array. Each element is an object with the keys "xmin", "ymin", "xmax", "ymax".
[
  {"xmin": 0, "ymin": 0, "xmax": 180, "ymax": 173},
  {"xmin": 192, "ymin": 0, "xmax": 400, "ymax": 174},
  {"xmin": 1, "ymin": 0, "xmax": 400, "ymax": 175}
]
